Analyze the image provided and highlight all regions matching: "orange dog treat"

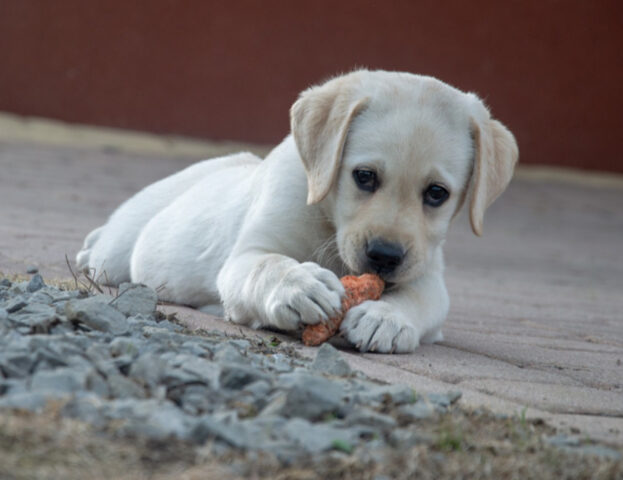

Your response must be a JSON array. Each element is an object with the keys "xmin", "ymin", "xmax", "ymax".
[{"xmin": 302, "ymin": 274, "xmax": 385, "ymax": 346}]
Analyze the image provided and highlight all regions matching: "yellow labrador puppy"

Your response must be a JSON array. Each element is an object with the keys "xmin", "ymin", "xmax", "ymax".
[{"xmin": 76, "ymin": 70, "xmax": 518, "ymax": 353}]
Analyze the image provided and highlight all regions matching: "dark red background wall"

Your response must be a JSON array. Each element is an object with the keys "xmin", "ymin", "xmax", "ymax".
[{"xmin": 1, "ymin": 1, "xmax": 622, "ymax": 172}]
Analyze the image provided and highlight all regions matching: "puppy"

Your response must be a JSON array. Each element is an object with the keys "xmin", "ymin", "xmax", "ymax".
[{"xmin": 76, "ymin": 69, "xmax": 518, "ymax": 353}]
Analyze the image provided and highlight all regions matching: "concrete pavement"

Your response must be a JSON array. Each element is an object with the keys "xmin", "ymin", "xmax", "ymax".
[{"xmin": 1, "ymin": 116, "xmax": 622, "ymax": 445}]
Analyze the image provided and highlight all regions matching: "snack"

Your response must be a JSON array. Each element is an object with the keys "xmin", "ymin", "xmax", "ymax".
[{"xmin": 302, "ymin": 273, "xmax": 385, "ymax": 346}]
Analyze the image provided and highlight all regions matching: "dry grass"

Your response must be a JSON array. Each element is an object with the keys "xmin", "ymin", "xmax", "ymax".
[
  {"xmin": 0, "ymin": 403, "xmax": 620, "ymax": 480},
  {"xmin": 0, "ymin": 406, "xmax": 236, "ymax": 480}
]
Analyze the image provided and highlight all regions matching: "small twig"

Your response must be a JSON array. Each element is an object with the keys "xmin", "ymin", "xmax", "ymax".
[
  {"xmin": 93, "ymin": 260, "xmax": 107, "ymax": 284},
  {"xmin": 64, "ymin": 254, "xmax": 79, "ymax": 290},
  {"xmin": 103, "ymin": 271, "xmax": 113, "ymax": 295},
  {"xmin": 84, "ymin": 268, "xmax": 104, "ymax": 294}
]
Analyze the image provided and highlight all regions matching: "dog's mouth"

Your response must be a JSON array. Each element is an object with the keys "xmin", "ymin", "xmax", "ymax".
[{"xmin": 349, "ymin": 264, "xmax": 400, "ymax": 289}]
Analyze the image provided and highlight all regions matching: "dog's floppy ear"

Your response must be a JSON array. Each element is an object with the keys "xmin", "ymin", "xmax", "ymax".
[
  {"xmin": 291, "ymin": 78, "xmax": 368, "ymax": 204},
  {"xmin": 468, "ymin": 112, "xmax": 518, "ymax": 236}
]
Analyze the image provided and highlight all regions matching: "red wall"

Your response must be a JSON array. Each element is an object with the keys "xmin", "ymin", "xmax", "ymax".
[{"xmin": 1, "ymin": 1, "xmax": 622, "ymax": 172}]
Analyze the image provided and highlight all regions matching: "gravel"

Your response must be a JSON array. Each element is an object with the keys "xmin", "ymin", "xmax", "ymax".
[{"xmin": 0, "ymin": 273, "xmax": 620, "ymax": 471}]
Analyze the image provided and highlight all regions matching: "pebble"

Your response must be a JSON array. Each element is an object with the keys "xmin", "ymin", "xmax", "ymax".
[
  {"xmin": 65, "ymin": 296, "xmax": 129, "ymax": 335},
  {"xmin": 26, "ymin": 266, "xmax": 39, "ymax": 274},
  {"xmin": 6, "ymin": 295, "xmax": 28, "ymax": 313},
  {"xmin": 0, "ymin": 391, "xmax": 50, "ymax": 412},
  {"xmin": 311, "ymin": 343, "xmax": 352, "ymax": 377},
  {"xmin": 397, "ymin": 400, "xmax": 437, "ymax": 421},
  {"xmin": 110, "ymin": 283, "xmax": 158, "ymax": 317},
  {"xmin": 428, "ymin": 391, "xmax": 462, "ymax": 408},
  {"xmin": 354, "ymin": 383, "xmax": 417, "ymax": 406},
  {"xmin": 27, "ymin": 274, "xmax": 45, "ymax": 292},
  {"xmin": 271, "ymin": 372, "xmax": 345, "ymax": 420},
  {"xmin": 219, "ymin": 364, "xmax": 270, "ymax": 390}
]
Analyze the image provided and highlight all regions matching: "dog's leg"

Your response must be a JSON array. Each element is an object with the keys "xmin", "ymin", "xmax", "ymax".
[
  {"xmin": 217, "ymin": 253, "xmax": 344, "ymax": 331},
  {"xmin": 339, "ymin": 269, "xmax": 449, "ymax": 354}
]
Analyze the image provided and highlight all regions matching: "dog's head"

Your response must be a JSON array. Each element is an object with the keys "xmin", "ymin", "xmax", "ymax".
[{"xmin": 291, "ymin": 70, "xmax": 518, "ymax": 284}]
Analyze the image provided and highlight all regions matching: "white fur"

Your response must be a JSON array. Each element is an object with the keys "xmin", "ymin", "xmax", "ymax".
[{"xmin": 76, "ymin": 70, "xmax": 517, "ymax": 353}]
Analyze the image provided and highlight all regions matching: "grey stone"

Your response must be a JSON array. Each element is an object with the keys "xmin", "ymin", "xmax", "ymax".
[
  {"xmin": 26, "ymin": 266, "xmax": 39, "ymax": 274},
  {"xmin": 65, "ymin": 296, "xmax": 129, "ymax": 335},
  {"xmin": 180, "ymin": 340, "xmax": 211, "ymax": 357},
  {"xmin": 128, "ymin": 352, "xmax": 167, "ymax": 388},
  {"xmin": 0, "ymin": 308, "xmax": 7, "ymax": 323},
  {"xmin": 63, "ymin": 354, "xmax": 93, "ymax": 370},
  {"xmin": 162, "ymin": 367, "xmax": 204, "ymax": 388},
  {"xmin": 88, "ymin": 371, "xmax": 110, "ymax": 397},
  {"xmin": 62, "ymin": 394, "xmax": 108, "ymax": 428},
  {"xmin": 33, "ymin": 345, "xmax": 69, "ymax": 370},
  {"xmin": 427, "ymin": 391, "xmax": 462, "ymax": 408},
  {"xmin": 109, "ymin": 337, "xmax": 140, "ymax": 358},
  {"xmin": 0, "ymin": 378, "xmax": 27, "ymax": 395},
  {"xmin": 58, "ymin": 334, "xmax": 91, "ymax": 351},
  {"xmin": 345, "ymin": 408, "xmax": 397, "ymax": 429},
  {"xmin": 213, "ymin": 343, "xmax": 247, "ymax": 364},
  {"xmin": 546, "ymin": 434, "xmax": 581, "ymax": 448},
  {"xmin": 0, "ymin": 278, "xmax": 11, "ymax": 287},
  {"xmin": 30, "ymin": 366, "xmax": 108, "ymax": 397},
  {"xmin": 49, "ymin": 323, "xmax": 74, "ymax": 335},
  {"xmin": 28, "ymin": 290, "xmax": 54, "ymax": 305},
  {"xmin": 574, "ymin": 444, "xmax": 622, "ymax": 460},
  {"xmin": 168, "ymin": 354, "xmax": 220, "ymax": 389},
  {"xmin": 8, "ymin": 282, "xmax": 27, "ymax": 296},
  {"xmin": 180, "ymin": 385, "xmax": 215, "ymax": 415},
  {"xmin": 227, "ymin": 339, "xmax": 252, "ymax": 351},
  {"xmin": 26, "ymin": 274, "xmax": 45, "ymax": 292},
  {"xmin": 85, "ymin": 343, "xmax": 111, "ymax": 362},
  {"xmin": 126, "ymin": 315, "xmax": 157, "ymax": 332},
  {"xmin": 388, "ymin": 428, "xmax": 434, "ymax": 448},
  {"xmin": 266, "ymin": 372, "xmax": 345, "ymax": 420},
  {"xmin": 110, "ymin": 283, "xmax": 158, "ymax": 317},
  {"xmin": 191, "ymin": 415, "xmax": 262, "ymax": 448},
  {"xmin": 219, "ymin": 364, "xmax": 271, "ymax": 390},
  {"xmin": 397, "ymin": 400, "xmax": 437, "ymax": 421},
  {"xmin": 268, "ymin": 353, "xmax": 294, "ymax": 373},
  {"xmin": 0, "ymin": 351, "xmax": 35, "ymax": 378},
  {"xmin": 282, "ymin": 418, "xmax": 358, "ymax": 453},
  {"xmin": 242, "ymin": 379, "xmax": 272, "ymax": 399},
  {"xmin": 5, "ymin": 295, "xmax": 27, "ymax": 313},
  {"xmin": 0, "ymin": 392, "xmax": 49, "ymax": 412},
  {"xmin": 102, "ymin": 398, "xmax": 153, "ymax": 419},
  {"xmin": 354, "ymin": 383, "xmax": 417, "ymax": 406},
  {"xmin": 180, "ymin": 384, "xmax": 221, "ymax": 415},
  {"xmin": 311, "ymin": 343, "xmax": 352, "ymax": 377},
  {"xmin": 9, "ymin": 303, "xmax": 57, "ymax": 333},
  {"xmin": 153, "ymin": 319, "xmax": 184, "ymax": 332},
  {"xmin": 141, "ymin": 326, "xmax": 187, "ymax": 343},
  {"xmin": 120, "ymin": 404, "xmax": 193, "ymax": 441}
]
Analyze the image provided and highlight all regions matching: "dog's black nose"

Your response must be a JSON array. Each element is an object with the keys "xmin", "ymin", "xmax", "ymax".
[{"xmin": 366, "ymin": 240, "xmax": 405, "ymax": 274}]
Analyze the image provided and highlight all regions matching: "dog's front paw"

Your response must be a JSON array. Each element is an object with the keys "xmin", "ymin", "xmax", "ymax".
[
  {"xmin": 340, "ymin": 300, "xmax": 420, "ymax": 353},
  {"xmin": 265, "ymin": 262, "xmax": 344, "ymax": 330}
]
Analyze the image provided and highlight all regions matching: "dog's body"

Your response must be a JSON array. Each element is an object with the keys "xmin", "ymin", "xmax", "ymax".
[{"xmin": 77, "ymin": 70, "xmax": 518, "ymax": 353}]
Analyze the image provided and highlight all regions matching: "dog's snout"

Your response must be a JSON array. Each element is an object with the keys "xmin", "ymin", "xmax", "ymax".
[{"xmin": 366, "ymin": 240, "xmax": 405, "ymax": 274}]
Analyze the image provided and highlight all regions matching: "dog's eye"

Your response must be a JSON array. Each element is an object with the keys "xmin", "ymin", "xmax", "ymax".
[
  {"xmin": 423, "ymin": 184, "xmax": 449, "ymax": 207},
  {"xmin": 353, "ymin": 169, "xmax": 379, "ymax": 192}
]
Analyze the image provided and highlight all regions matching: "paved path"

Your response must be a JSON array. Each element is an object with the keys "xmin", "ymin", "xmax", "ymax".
[{"xmin": 1, "ymin": 135, "xmax": 622, "ymax": 445}]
